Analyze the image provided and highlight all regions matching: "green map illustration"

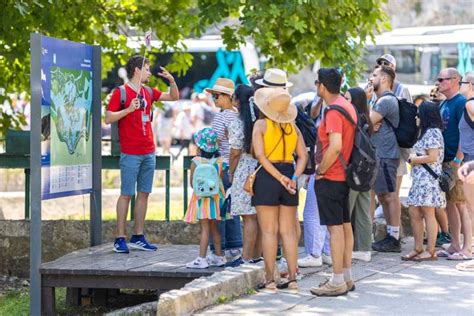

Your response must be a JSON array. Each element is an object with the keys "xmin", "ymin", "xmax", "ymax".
[{"xmin": 50, "ymin": 67, "xmax": 92, "ymax": 165}]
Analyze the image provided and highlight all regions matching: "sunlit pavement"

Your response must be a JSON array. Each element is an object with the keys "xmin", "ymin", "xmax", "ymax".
[{"xmin": 198, "ymin": 238, "xmax": 474, "ymax": 315}]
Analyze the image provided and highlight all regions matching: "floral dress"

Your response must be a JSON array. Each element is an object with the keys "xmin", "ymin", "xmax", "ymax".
[
  {"xmin": 407, "ymin": 128, "xmax": 446, "ymax": 208},
  {"xmin": 228, "ymin": 118, "xmax": 258, "ymax": 216},
  {"xmin": 184, "ymin": 157, "xmax": 226, "ymax": 223}
]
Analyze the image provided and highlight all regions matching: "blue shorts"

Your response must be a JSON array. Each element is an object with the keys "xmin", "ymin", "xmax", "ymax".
[{"xmin": 119, "ymin": 153, "xmax": 155, "ymax": 196}]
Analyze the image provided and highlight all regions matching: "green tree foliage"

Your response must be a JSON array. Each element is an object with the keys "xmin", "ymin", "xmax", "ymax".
[{"xmin": 0, "ymin": 0, "xmax": 388, "ymax": 137}]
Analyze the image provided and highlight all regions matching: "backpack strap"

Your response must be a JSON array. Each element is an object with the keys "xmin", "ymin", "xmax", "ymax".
[
  {"xmin": 193, "ymin": 157, "xmax": 201, "ymax": 166},
  {"xmin": 144, "ymin": 86, "xmax": 154, "ymax": 104}
]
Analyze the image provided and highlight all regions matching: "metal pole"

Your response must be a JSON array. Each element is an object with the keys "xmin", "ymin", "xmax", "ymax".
[
  {"xmin": 25, "ymin": 168, "xmax": 30, "ymax": 219},
  {"xmin": 165, "ymin": 168, "xmax": 170, "ymax": 221},
  {"xmin": 90, "ymin": 45, "xmax": 102, "ymax": 246},
  {"xmin": 29, "ymin": 32, "xmax": 42, "ymax": 316}
]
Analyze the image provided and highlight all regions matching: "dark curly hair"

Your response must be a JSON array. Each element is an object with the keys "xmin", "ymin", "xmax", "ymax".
[{"xmin": 125, "ymin": 55, "xmax": 149, "ymax": 79}]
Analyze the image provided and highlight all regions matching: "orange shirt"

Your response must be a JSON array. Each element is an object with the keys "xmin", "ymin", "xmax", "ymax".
[{"xmin": 317, "ymin": 96, "xmax": 357, "ymax": 181}]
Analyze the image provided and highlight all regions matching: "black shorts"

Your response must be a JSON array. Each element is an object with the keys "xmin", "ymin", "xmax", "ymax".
[
  {"xmin": 252, "ymin": 163, "xmax": 298, "ymax": 207},
  {"xmin": 314, "ymin": 178, "xmax": 350, "ymax": 226}
]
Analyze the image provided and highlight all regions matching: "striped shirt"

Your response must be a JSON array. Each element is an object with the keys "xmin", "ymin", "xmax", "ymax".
[{"xmin": 212, "ymin": 109, "xmax": 239, "ymax": 164}]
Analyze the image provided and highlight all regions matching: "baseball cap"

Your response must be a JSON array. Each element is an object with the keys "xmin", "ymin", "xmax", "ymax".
[{"xmin": 376, "ymin": 54, "xmax": 397, "ymax": 67}]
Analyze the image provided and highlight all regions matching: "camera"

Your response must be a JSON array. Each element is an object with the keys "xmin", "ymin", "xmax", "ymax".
[{"xmin": 138, "ymin": 94, "xmax": 146, "ymax": 110}]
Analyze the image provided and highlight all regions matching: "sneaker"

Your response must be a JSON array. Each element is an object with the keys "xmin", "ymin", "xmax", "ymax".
[
  {"xmin": 436, "ymin": 232, "xmax": 452, "ymax": 247},
  {"xmin": 278, "ymin": 258, "xmax": 288, "ymax": 276},
  {"xmin": 225, "ymin": 257, "xmax": 244, "ymax": 267},
  {"xmin": 310, "ymin": 279, "xmax": 348, "ymax": 297},
  {"xmin": 250, "ymin": 257, "xmax": 263, "ymax": 264},
  {"xmin": 207, "ymin": 253, "xmax": 226, "ymax": 267},
  {"xmin": 186, "ymin": 257, "xmax": 209, "ymax": 269},
  {"xmin": 373, "ymin": 235, "xmax": 401, "ymax": 253},
  {"xmin": 298, "ymin": 255, "xmax": 322, "ymax": 268},
  {"xmin": 129, "ymin": 235, "xmax": 157, "ymax": 251},
  {"xmin": 372, "ymin": 234, "xmax": 390, "ymax": 250},
  {"xmin": 322, "ymin": 253, "xmax": 333, "ymax": 266},
  {"xmin": 225, "ymin": 248, "xmax": 242, "ymax": 262},
  {"xmin": 352, "ymin": 251, "xmax": 372, "ymax": 262},
  {"xmin": 113, "ymin": 237, "xmax": 129, "ymax": 253}
]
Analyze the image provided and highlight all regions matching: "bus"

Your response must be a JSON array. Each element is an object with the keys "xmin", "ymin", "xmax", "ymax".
[{"xmin": 362, "ymin": 24, "xmax": 474, "ymax": 97}]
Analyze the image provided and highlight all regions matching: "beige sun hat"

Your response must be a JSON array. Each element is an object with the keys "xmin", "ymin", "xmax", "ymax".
[
  {"xmin": 255, "ymin": 68, "xmax": 293, "ymax": 88},
  {"xmin": 204, "ymin": 78, "xmax": 235, "ymax": 95},
  {"xmin": 254, "ymin": 87, "xmax": 297, "ymax": 123}
]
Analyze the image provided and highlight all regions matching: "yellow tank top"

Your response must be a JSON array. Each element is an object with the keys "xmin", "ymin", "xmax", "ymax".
[{"xmin": 263, "ymin": 118, "xmax": 297, "ymax": 161}]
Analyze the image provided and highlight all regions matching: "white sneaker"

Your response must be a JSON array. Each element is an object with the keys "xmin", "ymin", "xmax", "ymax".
[
  {"xmin": 298, "ymin": 255, "xmax": 322, "ymax": 268},
  {"xmin": 278, "ymin": 257, "xmax": 288, "ymax": 275},
  {"xmin": 207, "ymin": 253, "xmax": 226, "ymax": 267},
  {"xmin": 352, "ymin": 251, "xmax": 372, "ymax": 262},
  {"xmin": 322, "ymin": 253, "xmax": 333, "ymax": 266},
  {"xmin": 186, "ymin": 257, "xmax": 209, "ymax": 269}
]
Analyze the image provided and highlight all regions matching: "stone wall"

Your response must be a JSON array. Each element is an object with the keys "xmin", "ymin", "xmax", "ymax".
[{"xmin": 0, "ymin": 206, "xmax": 412, "ymax": 277}]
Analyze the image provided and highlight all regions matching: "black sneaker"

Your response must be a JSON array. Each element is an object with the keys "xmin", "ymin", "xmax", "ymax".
[
  {"xmin": 436, "ymin": 232, "xmax": 451, "ymax": 247},
  {"xmin": 373, "ymin": 235, "xmax": 401, "ymax": 253},
  {"xmin": 372, "ymin": 234, "xmax": 390, "ymax": 250}
]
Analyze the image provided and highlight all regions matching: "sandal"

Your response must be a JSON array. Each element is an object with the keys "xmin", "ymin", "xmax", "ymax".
[
  {"xmin": 256, "ymin": 280, "xmax": 277, "ymax": 293},
  {"xmin": 447, "ymin": 252, "xmax": 473, "ymax": 261},
  {"xmin": 401, "ymin": 250, "xmax": 423, "ymax": 261},
  {"xmin": 277, "ymin": 279, "xmax": 298, "ymax": 292},
  {"xmin": 414, "ymin": 250, "xmax": 437, "ymax": 262},
  {"xmin": 436, "ymin": 249, "xmax": 453, "ymax": 258}
]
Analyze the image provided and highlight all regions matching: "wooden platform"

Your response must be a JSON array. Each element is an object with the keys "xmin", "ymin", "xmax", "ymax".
[{"xmin": 40, "ymin": 244, "xmax": 223, "ymax": 315}]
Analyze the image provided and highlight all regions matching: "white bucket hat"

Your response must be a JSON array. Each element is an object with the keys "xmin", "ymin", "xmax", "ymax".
[{"xmin": 255, "ymin": 68, "xmax": 293, "ymax": 88}]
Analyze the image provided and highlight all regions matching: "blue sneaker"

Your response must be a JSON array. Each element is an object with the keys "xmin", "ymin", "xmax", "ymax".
[
  {"xmin": 113, "ymin": 237, "xmax": 129, "ymax": 253},
  {"xmin": 225, "ymin": 257, "xmax": 244, "ymax": 267},
  {"xmin": 129, "ymin": 235, "xmax": 157, "ymax": 251}
]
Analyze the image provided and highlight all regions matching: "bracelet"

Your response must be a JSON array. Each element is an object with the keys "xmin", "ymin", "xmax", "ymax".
[
  {"xmin": 453, "ymin": 157, "xmax": 462, "ymax": 164},
  {"xmin": 291, "ymin": 175, "xmax": 298, "ymax": 181}
]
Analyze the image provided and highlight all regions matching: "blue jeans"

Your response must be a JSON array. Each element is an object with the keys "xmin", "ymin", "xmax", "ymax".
[
  {"xmin": 303, "ymin": 175, "xmax": 330, "ymax": 256},
  {"xmin": 119, "ymin": 153, "xmax": 155, "ymax": 196},
  {"xmin": 210, "ymin": 167, "xmax": 243, "ymax": 251}
]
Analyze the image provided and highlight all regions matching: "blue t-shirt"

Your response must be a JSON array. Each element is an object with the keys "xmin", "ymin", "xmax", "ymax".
[{"xmin": 439, "ymin": 93, "xmax": 466, "ymax": 161}]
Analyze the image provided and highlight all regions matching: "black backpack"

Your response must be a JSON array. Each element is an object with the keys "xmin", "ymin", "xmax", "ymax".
[
  {"xmin": 383, "ymin": 92, "xmax": 418, "ymax": 148},
  {"xmin": 295, "ymin": 106, "xmax": 317, "ymax": 175},
  {"xmin": 325, "ymin": 105, "xmax": 379, "ymax": 192}
]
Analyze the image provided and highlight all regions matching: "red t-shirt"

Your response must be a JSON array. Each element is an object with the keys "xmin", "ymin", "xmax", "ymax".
[
  {"xmin": 107, "ymin": 84, "xmax": 162, "ymax": 155},
  {"xmin": 318, "ymin": 95, "xmax": 357, "ymax": 181}
]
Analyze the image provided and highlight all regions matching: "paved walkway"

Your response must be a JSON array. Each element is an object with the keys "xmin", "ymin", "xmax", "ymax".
[{"xmin": 198, "ymin": 238, "xmax": 474, "ymax": 315}]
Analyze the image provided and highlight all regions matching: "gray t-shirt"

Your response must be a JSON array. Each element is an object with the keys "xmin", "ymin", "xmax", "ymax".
[{"xmin": 371, "ymin": 91, "xmax": 400, "ymax": 159}]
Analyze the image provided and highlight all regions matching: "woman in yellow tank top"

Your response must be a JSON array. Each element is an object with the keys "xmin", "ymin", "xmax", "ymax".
[{"xmin": 251, "ymin": 87, "xmax": 308, "ymax": 292}]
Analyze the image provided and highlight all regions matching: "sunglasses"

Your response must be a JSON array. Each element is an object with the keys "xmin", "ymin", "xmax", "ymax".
[
  {"xmin": 314, "ymin": 79, "xmax": 320, "ymax": 85},
  {"xmin": 377, "ymin": 60, "xmax": 391, "ymax": 66},
  {"xmin": 212, "ymin": 93, "xmax": 222, "ymax": 100},
  {"xmin": 459, "ymin": 81, "xmax": 470, "ymax": 86},
  {"xmin": 436, "ymin": 77, "xmax": 453, "ymax": 83}
]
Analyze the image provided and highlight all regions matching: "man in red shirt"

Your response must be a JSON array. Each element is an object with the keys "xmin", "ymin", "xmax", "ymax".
[
  {"xmin": 106, "ymin": 55, "xmax": 179, "ymax": 253},
  {"xmin": 311, "ymin": 68, "xmax": 357, "ymax": 297}
]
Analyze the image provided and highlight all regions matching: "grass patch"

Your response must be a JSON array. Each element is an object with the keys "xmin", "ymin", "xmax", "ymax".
[{"xmin": 0, "ymin": 290, "xmax": 29, "ymax": 316}]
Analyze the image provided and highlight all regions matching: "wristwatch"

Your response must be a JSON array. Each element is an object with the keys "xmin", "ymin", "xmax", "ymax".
[
  {"xmin": 315, "ymin": 169, "xmax": 324, "ymax": 176},
  {"xmin": 408, "ymin": 158, "xmax": 412, "ymax": 164},
  {"xmin": 453, "ymin": 157, "xmax": 462, "ymax": 164}
]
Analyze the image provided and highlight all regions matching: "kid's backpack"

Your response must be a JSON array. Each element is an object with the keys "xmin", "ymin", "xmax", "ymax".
[
  {"xmin": 193, "ymin": 158, "xmax": 220, "ymax": 198},
  {"xmin": 383, "ymin": 92, "xmax": 418, "ymax": 148},
  {"xmin": 325, "ymin": 105, "xmax": 379, "ymax": 192},
  {"xmin": 294, "ymin": 106, "xmax": 317, "ymax": 175}
]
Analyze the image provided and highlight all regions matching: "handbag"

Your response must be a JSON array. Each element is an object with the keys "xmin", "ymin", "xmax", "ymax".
[
  {"xmin": 243, "ymin": 135, "xmax": 284, "ymax": 196},
  {"xmin": 421, "ymin": 163, "xmax": 455, "ymax": 193}
]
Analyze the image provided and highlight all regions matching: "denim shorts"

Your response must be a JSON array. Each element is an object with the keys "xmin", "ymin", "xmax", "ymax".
[{"xmin": 119, "ymin": 153, "xmax": 156, "ymax": 196}]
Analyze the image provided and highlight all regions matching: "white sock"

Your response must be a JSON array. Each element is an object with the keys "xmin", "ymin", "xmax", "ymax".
[
  {"xmin": 387, "ymin": 225, "xmax": 392, "ymax": 235},
  {"xmin": 330, "ymin": 273, "xmax": 345, "ymax": 285},
  {"xmin": 343, "ymin": 268, "xmax": 352, "ymax": 282},
  {"xmin": 390, "ymin": 226, "xmax": 400, "ymax": 240}
]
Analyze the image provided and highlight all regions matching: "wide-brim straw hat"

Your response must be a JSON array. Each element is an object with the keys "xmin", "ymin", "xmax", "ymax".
[
  {"xmin": 204, "ymin": 78, "xmax": 235, "ymax": 96},
  {"xmin": 255, "ymin": 68, "xmax": 293, "ymax": 88},
  {"xmin": 254, "ymin": 87, "xmax": 296, "ymax": 123}
]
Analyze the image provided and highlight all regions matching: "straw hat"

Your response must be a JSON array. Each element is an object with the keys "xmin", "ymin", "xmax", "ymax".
[
  {"xmin": 255, "ymin": 68, "xmax": 293, "ymax": 88},
  {"xmin": 204, "ymin": 78, "xmax": 235, "ymax": 96},
  {"xmin": 254, "ymin": 88, "xmax": 296, "ymax": 123}
]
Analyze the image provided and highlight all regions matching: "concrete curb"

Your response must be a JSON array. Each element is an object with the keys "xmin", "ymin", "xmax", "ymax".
[{"xmin": 156, "ymin": 264, "xmax": 265, "ymax": 316}]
